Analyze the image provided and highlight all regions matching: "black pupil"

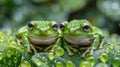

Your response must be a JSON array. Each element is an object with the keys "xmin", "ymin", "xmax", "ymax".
[
  {"xmin": 53, "ymin": 24, "xmax": 58, "ymax": 28},
  {"xmin": 60, "ymin": 24, "xmax": 64, "ymax": 28},
  {"xmin": 84, "ymin": 25, "xmax": 89, "ymax": 29},
  {"xmin": 28, "ymin": 23, "xmax": 34, "ymax": 27}
]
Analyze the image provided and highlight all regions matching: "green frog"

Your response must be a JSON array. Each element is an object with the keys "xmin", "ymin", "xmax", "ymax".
[
  {"xmin": 60, "ymin": 20, "xmax": 104, "ymax": 58},
  {"xmin": 15, "ymin": 21, "xmax": 63, "ymax": 55}
]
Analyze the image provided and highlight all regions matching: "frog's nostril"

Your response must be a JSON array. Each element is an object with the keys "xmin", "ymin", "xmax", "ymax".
[
  {"xmin": 69, "ymin": 28, "xmax": 76, "ymax": 33},
  {"xmin": 40, "ymin": 28, "xmax": 47, "ymax": 31}
]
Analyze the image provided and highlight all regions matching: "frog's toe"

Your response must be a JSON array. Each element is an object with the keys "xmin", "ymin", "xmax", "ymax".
[
  {"xmin": 69, "ymin": 52, "xmax": 74, "ymax": 56},
  {"xmin": 98, "ymin": 46, "xmax": 103, "ymax": 50},
  {"xmin": 80, "ymin": 55, "xmax": 85, "ymax": 59},
  {"xmin": 73, "ymin": 49, "xmax": 78, "ymax": 53},
  {"xmin": 87, "ymin": 52, "xmax": 93, "ymax": 56}
]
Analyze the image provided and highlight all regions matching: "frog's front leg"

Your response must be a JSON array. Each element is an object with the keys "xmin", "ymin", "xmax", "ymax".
[
  {"xmin": 88, "ymin": 34, "xmax": 104, "ymax": 56},
  {"xmin": 81, "ymin": 47, "xmax": 91, "ymax": 58},
  {"xmin": 63, "ymin": 40, "xmax": 74, "ymax": 56},
  {"xmin": 22, "ymin": 34, "xmax": 38, "ymax": 54},
  {"xmin": 49, "ymin": 38, "xmax": 64, "ymax": 56},
  {"xmin": 44, "ymin": 45, "xmax": 54, "ymax": 52},
  {"xmin": 81, "ymin": 35, "xmax": 103, "ymax": 58}
]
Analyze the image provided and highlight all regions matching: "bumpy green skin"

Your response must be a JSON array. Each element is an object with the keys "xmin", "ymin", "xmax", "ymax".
[
  {"xmin": 61, "ymin": 20, "xmax": 104, "ymax": 57},
  {"xmin": 15, "ymin": 21, "xmax": 62, "ymax": 54}
]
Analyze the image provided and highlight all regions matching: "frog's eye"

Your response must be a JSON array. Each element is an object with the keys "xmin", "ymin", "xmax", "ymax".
[
  {"xmin": 60, "ymin": 23, "xmax": 65, "ymax": 30},
  {"xmin": 28, "ymin": 22, "xmax": 34, "ymax": 30},
  {"xmin": 52, "ymin": 21, "xmax": 58, "ymax": 30},
  {"xmin": 52, "ymin": 24, "xmax": 58, "ymax": 30},
  {"xmin": 82, "ymin": 24, "xmax": 90, "ymax": 32}
]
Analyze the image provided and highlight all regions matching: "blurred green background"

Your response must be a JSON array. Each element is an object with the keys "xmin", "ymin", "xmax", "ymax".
[{"xmin": 0, "ymin": 0, "xmax": 120, "ymax": 34}]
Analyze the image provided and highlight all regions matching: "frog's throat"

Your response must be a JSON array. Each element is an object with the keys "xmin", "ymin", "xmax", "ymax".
[
  {"xmin": 28, "ymin": 35, "xmax": 58, "ymax": 45},
  {"xmin": 63, "ymin": 35, "xmax": 93, "ymax": 47}
]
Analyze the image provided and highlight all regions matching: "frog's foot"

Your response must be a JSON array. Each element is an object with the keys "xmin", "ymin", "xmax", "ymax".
[
  {"xmin": 66, "ymin": 47, "xmax": 74, "ymax": 56},
  {"xmin": 28, "ymin": 48, "xmax": 34, "ymax": 54},
  {"xmin": 64, "ymin": 45, "xmax": 74, "ymax": 56},
  {"xmin": 30, "ymin": 44, "xmax": 38, "ymax": 54},
  {"xmin": 87, "ymin": 50, "xmax": 93, "ymax": 56},
  {"xmin": 98, "ymin": 39, "xmax": 104, "ymax": 50},
  {"xmin": 69, "ymin": 46, "xmax": 78, "ymax": 53},
  {"xmin": 80, "ymin": 54, "xmax": 85, "ymax": 58},
  {"xmin": 44, "ymin": 45, "xmax": 54, "ymax": 52},
  {"xmin": 80, "ymin": 48, "xmax": 91, "ymax": 58},
  {"xmin": 98, "ymin": 46, "xmax": 103, "ymax": 50}
]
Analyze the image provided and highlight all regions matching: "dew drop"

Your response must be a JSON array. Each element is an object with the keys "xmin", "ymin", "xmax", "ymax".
[
  {"xmin": 79, "ymin": 61, "xmax": 90, "ymax": 67},
  {"xmin": 19, "ymin": 60, "xmax": 31, "ymax": 67},
  {"xmin": 86, "ymin": 57, "xmax": 95, "ymax": 67},
  {"xmin": 109, "ymin": 44, "xmax": 114, "ymax": 49},
  {"xmin": 48, "ymin": 53, "xmax": 54, "ymax": 60},
  {"xmin": 112, "ymin": 57, "xmax": 120, "ymax": 67},
  {"xmin": 105, "ymin": 48, "xmax": 110, "ymax": 54},
  {"xmin": 66, "ymin": 61, "xmax": 74, "ymax": 67},
  {"xmin": 9, "ymin": 41, "xmax": 17, "ymax": 46},
  {"xmin": 95, "ymin": 63, "xmax": 108, "ymax": 67},
  {"xmin": 55, "ymin": 46, "xmax": 64, "ymax": 56},
  {"xmin": 42, "ymin": 57, "xmax": 47, "ymax": 62},
  {"xmin": 56, "ymin": 62, "xmax": 63, "ymax": 67},
  {"xmin": 99, "ymin": 53, "xmax": 109, "ymax": 63}
]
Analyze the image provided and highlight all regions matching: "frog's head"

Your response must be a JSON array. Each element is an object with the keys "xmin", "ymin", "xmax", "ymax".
[
  {"xmin": 27, "ymin": 21, "xmax": 59, "ymax": 45},
  {"xmin": 27, "ymin": 21, "xmax": 58, "ymax": 36},
  {"xmin": 60, "ymin": 20, "xmax": 93, "ymax": 46},
  {"xmin": 60, "ymin": 20, "xmax": 92, "ymax": 36}
]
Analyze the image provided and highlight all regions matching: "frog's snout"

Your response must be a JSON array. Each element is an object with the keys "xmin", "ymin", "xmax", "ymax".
[
  {"xmin": 69, "ymin": 26, "xmax": 80, "ymax": 33},
  {"xmin": 69, "ymin": 28, "xmax": 76, "ymax": 33},
  {"xmin": 39, "ymin": 26, "xmax": 49, "ymax": 32},
  {"xmin": 39, "ymin": 28, "xmax": 48, "ymax": 32}
]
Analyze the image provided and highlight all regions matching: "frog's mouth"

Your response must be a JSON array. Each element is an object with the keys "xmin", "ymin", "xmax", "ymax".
[
  {"xmin": 28, "ymin": 35, "xmax": 58, "ymax": 45},
  {"xmin": 63, "ymin": 35, "xmax": 93, "ymax": 47}
]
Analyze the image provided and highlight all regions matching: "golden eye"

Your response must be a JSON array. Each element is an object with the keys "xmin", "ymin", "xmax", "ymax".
[
  {"xmin": 52, "ymin": 21, "xmax": 58, "ymax": 30},
  {"xmin": 60, "ymin": 23, "xmax": 65, "ymax": 30},
  {"xmin": 82, "ymin": 23, "xmax": 90, "ymax": 32},
  {"xmin": 28, "ymin": 22, "xmax": 34, "ymax": 30},
  {"xmin": 60, "ymin": 21, "xmax": 67, "ymax": 30},
  {"xmin": 52, "ymin": 24, "xmax": 58, "ymax": 30}
]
